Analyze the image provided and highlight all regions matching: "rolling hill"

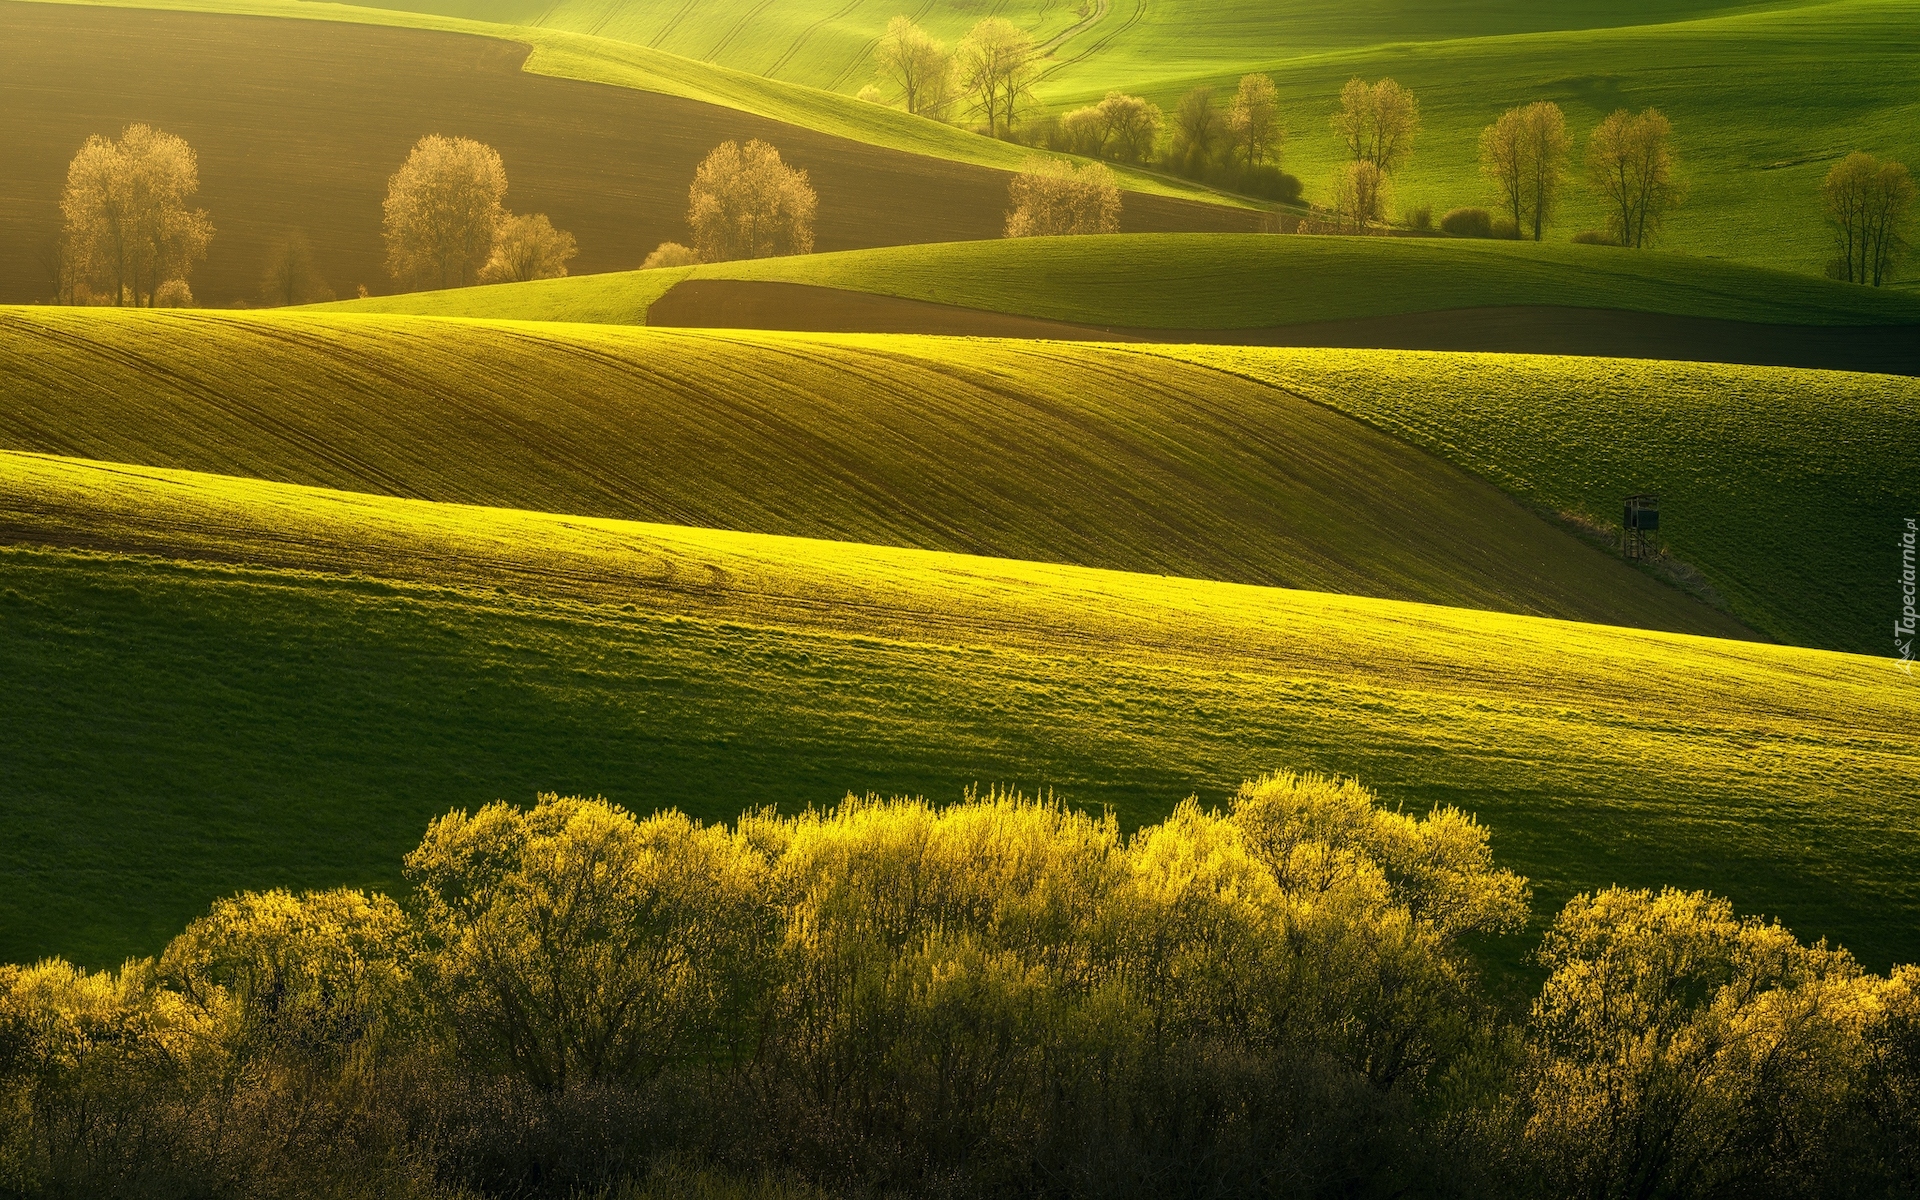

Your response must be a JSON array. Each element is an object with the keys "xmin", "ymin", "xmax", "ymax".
[
  {"xmin": 3, "ymin": 450, "xmax": 1915, "ymax": 979},
  {"xmin": 5, "ymin": 307, "xmax": 1910, "ymax": 654},
  {"xmin": 0, "ymin": 306, "xmax": 1736, "ymax": 636},
  {"xmin": 0, "ymin": 0, "xmax": 1253, "ymax": 307}
]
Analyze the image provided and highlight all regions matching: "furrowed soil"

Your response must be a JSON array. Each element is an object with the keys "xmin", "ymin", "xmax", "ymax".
[{"xmin": 0, "ymin": 1, "xmax": 1255, "ymax": 306}]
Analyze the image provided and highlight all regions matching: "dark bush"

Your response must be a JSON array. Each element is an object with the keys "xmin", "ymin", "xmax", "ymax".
[
  {"xmin": 1490, "ymin": 217, "xmax": 1522, "ymax": 240},
  {"xmin": 1409, "ymin": 205, "xmax": 1434, "ymax": 232},
  {"xmin": 1441, "ymin": 207, "xmax": 1493, "ymax": 238},
  {"xmin": 1237, "ymin": 164, "xmax": 1303, "ymax": 204}
]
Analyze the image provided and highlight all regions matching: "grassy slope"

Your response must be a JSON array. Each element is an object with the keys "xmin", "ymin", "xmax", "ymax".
[
  {"xmin": 0, "ymin": 307, "xmax": 1736, "ymax": 638},
  {"xmin": 324, "ymin": 236, "xmax": 1920, "ymax": 327},
  {"xmin": 3, "ymin": 452, "xmax": 1914, "ymax": 975},
  {"xmin": 1143, "ymin": 346, "xmax": 1920, "ymax": 656},
  {"xmin": 18, "ymin": 0, "xmax": 1239, "ymax": 207},
  {"xmin": 5, "ymin": 308, "xmax": 1907, "ymax": 653}
]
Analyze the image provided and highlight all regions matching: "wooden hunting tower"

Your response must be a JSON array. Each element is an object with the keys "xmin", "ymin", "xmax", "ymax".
[{"xmin": 1623, "ymin": 493, "xmax": 1660, "ymax": 560}]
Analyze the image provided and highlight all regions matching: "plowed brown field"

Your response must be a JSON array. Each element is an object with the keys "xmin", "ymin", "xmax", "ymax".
[{"xmin": 0, "ymin": 1, "xmax": 1256, "ymax": 306}]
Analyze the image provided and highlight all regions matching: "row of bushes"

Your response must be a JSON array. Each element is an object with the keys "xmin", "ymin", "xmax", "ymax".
[
  {"xmin": 4, "ymin": 772, "xmax": 1916, "ymax": 1198},
  {"xmin": 1397, "ymin": 205, "xmax": 1622, "ymax": 244}
]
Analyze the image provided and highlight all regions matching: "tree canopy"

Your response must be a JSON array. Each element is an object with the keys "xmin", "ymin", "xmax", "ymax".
[
  {"xmin": 1586, "ymin": 108, "xmax": 1685, "ymax": 249},
  {"xmin": 1005, "ymin": 158, "xmax": 1122, "ymax": 237},
  {"xmin": 382, "ymin": 134, "xmax": 508, "ymax": 290},
  {"xmin": 59, "ymin": 124, "xmax": 213, "ymax": 307},
  {"xmin": 688, "ymin": 140, "xmax": 818, "ymax": 262}
]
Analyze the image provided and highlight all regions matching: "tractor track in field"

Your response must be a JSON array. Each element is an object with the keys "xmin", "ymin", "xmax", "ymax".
[
  {"xmin": 1036, "ymin": 0, "xmax": 1109, "ymax": 60},
  {"xmin": 706, "ymin": 0, "xmax": 782, "ymax": 64},
  {"xmin": 0, "ymin": 316, "xmax": 429, "ymax": 500},
  {"xmin": 765, "ymin": 0, "xmax": 864, "ymax": 81},
  {"xmin": 827, "ymin": 0, "xmax": 935, "ymax": 93},
  {"xmin": 1037, "ymin": 0, "xmax": 1142, "ymax": 83},
  {"xmin": 648, "ymin": 0, "xmax": 703, "ymax": 49}
]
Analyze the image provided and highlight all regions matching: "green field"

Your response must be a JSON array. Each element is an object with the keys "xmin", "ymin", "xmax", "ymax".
[
  {"xmin": 4, "ymin": 450, "xmax": 1915, "ymax": 977},
  {"xmin": 320, "ymin": 236, "xmax": 1920, "ymax": 328},
  {"xmin": 0, "ymin": 307, "xmax": 1746, "ymax": 636}
]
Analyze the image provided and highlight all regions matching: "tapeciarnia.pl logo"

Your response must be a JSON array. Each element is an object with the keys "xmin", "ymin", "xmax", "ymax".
[{"xmin": 1899, "ymin": 518, "xmax": 1917, "ymax": 674}]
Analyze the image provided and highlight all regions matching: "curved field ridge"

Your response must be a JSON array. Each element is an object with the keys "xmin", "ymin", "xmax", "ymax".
[
  {"xmin": 643, "ymin": 282, "xmax": 1920, "ymax": 376},
  {"xmin": 690, "ymin": 237, "xmax": 1920, "ymax": 328},
  {"xmin": 320, "ymin": 236, "xmax": 1920, "ymax": 332},
  {"xmin": 0, "ymin": 307, "xmax": 1744, "ymax": 638},
  {"xmin": 1, "ymin": 452, "xmax": 1915, "ymax": 972}
]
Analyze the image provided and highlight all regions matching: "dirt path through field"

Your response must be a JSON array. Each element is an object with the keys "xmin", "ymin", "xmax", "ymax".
[{"xmin": 647, "ymin": 279, "xmax": 1920, "ymax": 375}]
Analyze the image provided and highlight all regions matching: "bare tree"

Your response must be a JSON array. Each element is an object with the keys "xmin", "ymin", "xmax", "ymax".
[
  {"xmin": 1855, "ymin": 155, "xmax": 1913, "ymax": 286},
  {"xmin": 1061, "ymin": 106, "xmax": 1107, "ymax": 157},
  {"xmin": 1005, "ymin": 158, "xmax": 1121, "ymax": 237},
  {"xmin": 1171, "ymin": 87, "xmax": 1222, "ymax": 176},
  {"xmin": 480, "ymin": 214, "xmax": 578, "ymax": 284},
  {"xmin": 1331, "ymin": 78, "xmax": 1419, "ymax": 175},
  {"xmin": 1332, "ymin": 160, "xmax": 1389, "ymax": 232},
  {"xmin": 36, "ymin": 236, "xmax": 79, "ymax": 305},
  {"xmin": 874, "ymin": 16, "xmax": 952, "ymax": 118},
  {"xmin": 955, "ymin": 18, "xmax": 1036, "ymax": 139},
  {"xmin": 1478, "ymin": 101, "xmax": 1571, "ymax": 242},
  {"xmin": 1585, "ymin": 108, "xmax": 1685, "ymax": 249},
  {"xmin": 1229, "ymin": 74, "xmax": 1282, "ymax": 171},
  {"xmin": 383, "ymin": 135, "xmax": 507, "ymax": 291},
  {"xmin": 60, "ymin": 124, "xmax": 213, "ymax": 307},
  {"xmin": 1094, "ymin": 92, "xmax": 1162, "ymax": 164},
  {"xmin": 1822, "ymin": 152, "xmax": 1914, "ymax": 286},
  {"xmin": 260, "ymin": 231, "xmax": 335, "ymax": 306},
  {"xmin": 688, "ymin": 140, "xmax": 817, "ymax": 262}
]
